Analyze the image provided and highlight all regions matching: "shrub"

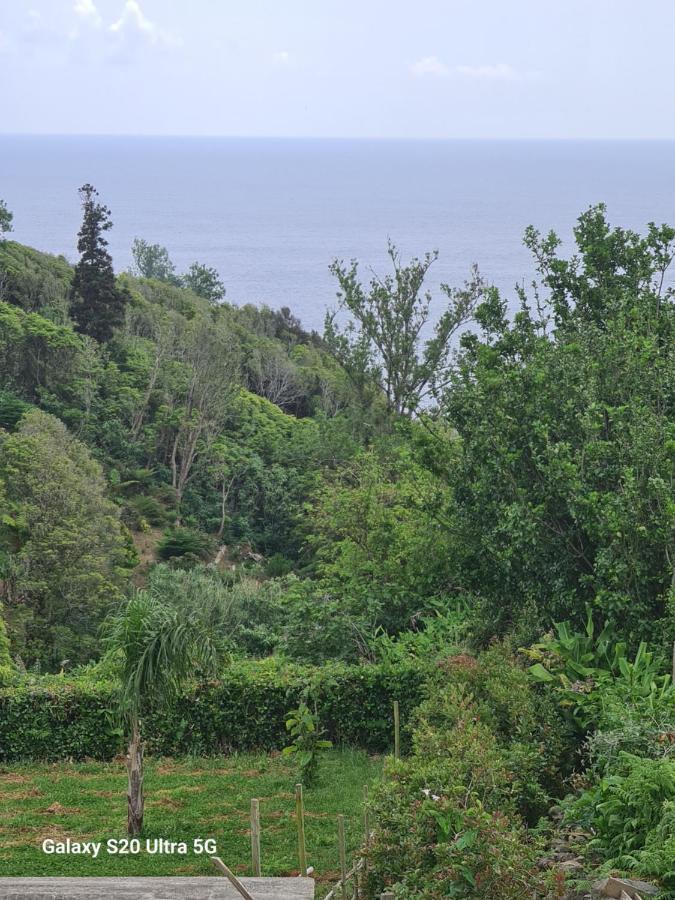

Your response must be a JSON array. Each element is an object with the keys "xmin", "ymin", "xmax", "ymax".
[
  {"xmin": 363, "ymin": 755, "xmax": 545, "ymax": 899},
  {"xmin": 157, "ymin": 526, "xmax": 213, "ymax": 561},
  {"xmin": 282, "ymin": 702, "xmax": 332, "ymax": 785},
  {"xmin": 563, "ymin": 753, "xmax": 675, "ymax": 889},
  {"xmin": 126, "ymin": 494, "xmax": 171, "ymax": 529},
  {"xmin": 0, "ymin": 658, "xmax": 428, "ymax": 761}
]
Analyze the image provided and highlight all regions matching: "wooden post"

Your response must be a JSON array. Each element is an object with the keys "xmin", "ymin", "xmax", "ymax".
[
  {"xmin": 363, "ymin": 783, "xmax": 370, "ymax": 845},
  {"xmin": 210, "ymin": 857, "xmax": 256, "ymax": 900},
  {"xmin": 381, "ymin": 893, "xmax": 395, "ymax": 900},
  {"xmin": 338, "ymin": 814, "xmax": 347, "ymax": 900},
  {"xmin": 295, "ymin": 783, "xmax": 307, "ymax": 876},
  {"xmin": 393, "ymin": 700, "xmax": 400, "ymax": 760},
  {"xmin": 250, "ymin": 798, "xmax": 261, "ymax": 877}
]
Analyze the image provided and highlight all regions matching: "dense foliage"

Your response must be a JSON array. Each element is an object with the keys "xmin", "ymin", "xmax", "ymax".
[
  {"xmin": 0, "ymin": 658, "xmax": 427, "ymax": 761},
  {"xmin": 1, "ymin": 192, "xmax": 674, "ymax": 891}
]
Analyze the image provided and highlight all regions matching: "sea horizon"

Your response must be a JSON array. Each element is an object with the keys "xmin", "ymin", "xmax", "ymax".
[{"xmin": 3, "ymin": 134, "xmax": 675, "ymax": 330}]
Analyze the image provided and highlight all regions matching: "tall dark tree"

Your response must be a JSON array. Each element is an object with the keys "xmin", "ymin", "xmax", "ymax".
[
  {"xmin": 71, "ymin": 184, "xmax": 127, "ymax": 343},
  {"xmin": 0, "ymin": 199, "xmax": 13, "ymax": 235}
]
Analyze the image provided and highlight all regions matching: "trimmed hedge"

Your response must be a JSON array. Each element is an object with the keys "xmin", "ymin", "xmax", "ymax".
[{"xmin": 0, "ymin": 658, "xmax": 429, "ymax": 761}]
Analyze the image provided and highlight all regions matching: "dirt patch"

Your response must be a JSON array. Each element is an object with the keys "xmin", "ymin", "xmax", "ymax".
[
  {"xmin": 0, "ymin": 788, "xmax": 44, "ymax": 801},
  {"xmin": 147, "ymin": 797, "xmax": 183, "ymax": 811},
  {"xmin": 40, "ymin": 802, "xmax": 83, "ymax": 816},
  {"xmin": 2, "ymin": 823, "xmax": 67, "ymax": 849},
  {"xmin": 0, "ymin": 773, "xmax": 29, "ymax": 785}
]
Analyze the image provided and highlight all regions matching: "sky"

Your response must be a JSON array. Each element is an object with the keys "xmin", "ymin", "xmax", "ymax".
[{"xmin": 0, "ymin": 0, "xmax": 674, "ymax": 139}]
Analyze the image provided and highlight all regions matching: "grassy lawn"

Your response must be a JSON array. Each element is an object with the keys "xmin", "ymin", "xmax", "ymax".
[{"xmin": 0, "ymin": 750, "xmax": 381, "ymax": 887}]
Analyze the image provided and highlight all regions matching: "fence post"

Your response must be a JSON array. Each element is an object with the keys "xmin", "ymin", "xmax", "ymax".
[
  {"xmin": 393, "ymin": 700, "xmax": 400, "ymax": 760},
  {"xmin": 295, "ymin": 783, "xmax": 307, "ymax": 876},
  {"xmin": 338, "ymin": 814, "xmax": 347, "ymax": 900},
  {"xmin": 250, "ymin": 798, "xmax": 261, "ymax": 877}
]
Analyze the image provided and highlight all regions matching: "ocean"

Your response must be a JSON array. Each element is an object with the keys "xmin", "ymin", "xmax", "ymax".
[{"xmin": 2, "ymin": 136, "xmax": 675, "ymax": 331}]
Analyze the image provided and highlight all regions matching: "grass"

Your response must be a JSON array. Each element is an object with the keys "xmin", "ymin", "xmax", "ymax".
[{"xmin": 0, "ymin": 750, "xmax": 381, "ymax": 886}]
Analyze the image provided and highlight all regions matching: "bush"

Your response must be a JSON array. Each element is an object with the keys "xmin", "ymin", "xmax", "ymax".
[
  {"xmin": 364, "ymin": 789, "xmax": 545, "ymax": 899},
  {"xmin": 360, "ymin": 647, "xmax": 572, "ymax": 897},
  {"xmin": 157, "ymin": 526, "xmax": 213, "ymax": 561},
  {"xmin": 0, "ymin": 658, "xmax": 428, "ymax": 761},
  {"xmin": 563, "ymin": 753, "xmax": 675, "ymax": 889},
  {"xmin": 126, "ymin": 494, "xmax": 171, "ymax": 529}
]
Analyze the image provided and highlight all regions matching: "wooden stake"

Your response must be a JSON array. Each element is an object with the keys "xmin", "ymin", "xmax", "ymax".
[
  {"xmin": 363, "ymin": 784, "xmax": 370, "ymax": 845},
  {"xmin": 250, "ymin": 798, "xmax": 261, "ymax": 877},
  {"xmin": 338, "ymin": 814, "xmax": 347, "ymax": 900},
  {"xmin": 210, "ymin": 857, "xmax": 256, "ymax": 900},
  {"xmin": 393, "ymin": 700, "xmax": 400, "ymax": 760},
  {"xmin": 295, "ymin": 783, "xmax": 307, "ymax": 876}
]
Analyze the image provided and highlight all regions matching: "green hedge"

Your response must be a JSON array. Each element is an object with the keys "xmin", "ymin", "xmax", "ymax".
[{"xmin": 0, "ymin": 659, "xmax": 428, "ymax": 761}]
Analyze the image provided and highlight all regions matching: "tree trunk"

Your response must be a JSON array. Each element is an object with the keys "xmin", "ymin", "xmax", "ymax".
[{"xmin": 126, "ymin": 719, "xmax": 144, "ymax": 836}]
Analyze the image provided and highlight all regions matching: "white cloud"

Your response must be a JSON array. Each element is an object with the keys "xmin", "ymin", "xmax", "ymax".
[
  {"xmin": 74, "ymin": 0, "xmax": 102, "ymax": 27},
  {"xmin": 455, "ymin": 63, "xmax": 520, "ymax": 81},
  {"xmin": 273, "ymin": 50, "xmax": 291, "ymax": 65},
  {"xmin": 410, "ymin": 55, "xmax": 450, "ymax": 78},
  {"xmin": 109, "ymin": 1, "xmax": 179, "ymax": 47}
]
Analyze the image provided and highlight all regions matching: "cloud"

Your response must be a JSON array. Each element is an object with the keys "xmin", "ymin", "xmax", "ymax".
[
  {"xmin": 455, "ymin": 63, "xmax": 520, "ymax": 81},
  {"xmin": 272, "ymin": 50, "xmax": 291, "ymax": 65},
  {"xmin": 73, "ymin": 0, "xmax": 102, "ymax": 27},
  {"xmin": 109, "ymin": 1, "xmax": 179, "ymax": 48},
  {"xmin": 410, "ymin": 55, "xmax": 450, "ymax": 78}
]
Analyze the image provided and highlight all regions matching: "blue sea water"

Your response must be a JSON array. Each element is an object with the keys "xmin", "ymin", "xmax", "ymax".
[{"xmin": 2, "ymin": 136, "xmax": 675, "ymax": 331}]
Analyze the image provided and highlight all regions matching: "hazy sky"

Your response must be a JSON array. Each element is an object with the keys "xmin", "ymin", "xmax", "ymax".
[{"xmin": 1, "ymin": 0, "xmax": 673, "ymax": 139}]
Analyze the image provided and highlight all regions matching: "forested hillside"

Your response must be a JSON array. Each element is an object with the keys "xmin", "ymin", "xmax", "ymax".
[{"xmin": 1, "ymin": 190, "xmax": 674, "ymax": 897}]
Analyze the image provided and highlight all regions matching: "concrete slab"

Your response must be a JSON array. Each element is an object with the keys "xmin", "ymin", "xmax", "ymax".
[{"xmin": 0, "ymin": 877, "xmax": 315, "ymax": 899}]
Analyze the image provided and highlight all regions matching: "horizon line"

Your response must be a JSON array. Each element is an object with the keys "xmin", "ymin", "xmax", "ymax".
[{"xmin": 3, "ymin": 132, "xmax": 675, "ymax": 142}]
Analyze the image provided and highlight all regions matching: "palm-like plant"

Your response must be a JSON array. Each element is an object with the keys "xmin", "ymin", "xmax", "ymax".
[{"xmin": 105, "ymin": 590, "xmax": 222, "ymax": 835}]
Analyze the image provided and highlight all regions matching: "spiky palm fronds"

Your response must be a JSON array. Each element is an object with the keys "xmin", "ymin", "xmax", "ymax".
[{"xmin": 105, "ymin": 590, "xmax": 220, "ymax": 723}]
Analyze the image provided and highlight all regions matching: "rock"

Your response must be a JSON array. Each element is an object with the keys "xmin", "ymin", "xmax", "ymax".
[
  {"xmin": 558, "ymin": 858, "xmax": 584, "ymax": 871},
  {"xmin": 593, "ymin": 876, "xmax": 660, "ymax": 898}
]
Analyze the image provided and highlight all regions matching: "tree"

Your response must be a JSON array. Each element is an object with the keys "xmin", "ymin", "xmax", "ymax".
[
  {"xmin": 326, "ymin": 243, "xmax": 484, "ymax": 417},
  {"xmin": 0, "ymin": 199, "xmax": 13, "ymax": 235},
  {"xmin": 130, "ymin": 238, "xmax": 180, "ymax": 284},
  {"xmin": 71, "ymin": 184, "xmax": 127, "ymax": 343},
  {"xmin": 439, "ymin": 205, "xmax": 675, "ymax": 645},
  {"xmin": 163, "ymin": 318, "xmax": 239, "ymax": 516},
  {"xmin": 182, "ymin": 261, "xmax": 226, "ymax": 304},
  {"xmin": 105, "ymin": 589, "xmax": 223, "ymax": 835},
  {"xmin": 0, "ymin": 410, "xmax": 133, "ymax": 669}
]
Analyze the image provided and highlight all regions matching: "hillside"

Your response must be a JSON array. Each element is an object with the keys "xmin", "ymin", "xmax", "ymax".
[{"xmin": 1, "ymin": 201, "xmax": 674, "ymax": 897}]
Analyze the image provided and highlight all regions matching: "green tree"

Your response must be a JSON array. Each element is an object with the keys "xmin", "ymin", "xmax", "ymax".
[
  {"xmin": 130, "ymin": 238, "xmax": 180, "ymax": 284},
  {"xmin": 440, "ymin": 205, "xmax": 675, "ymax": 644},
  {"xmin": 71, "ymin": 184, "xmax": 127, "ymax": 343},
  {"xmin": 182, "ymin": 261, "xmax": 225, "ymax": 303},
  {"xmin": 0, "ymin": 199, "xmax": 13, "ymax": 236},
  {"xmin": 326, "ymin": 243, "xmax": 484, "ymax": 417},
  {"xmin": 105, "ymin": 589, "xmax": 223, "ymax": 835},
  {"xmin": 0, "ymin": 409, "xmax": 133, "ymax": 669}
]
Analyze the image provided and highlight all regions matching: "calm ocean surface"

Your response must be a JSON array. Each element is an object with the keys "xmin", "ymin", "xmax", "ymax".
[{"xmin": 2, "ymin": 136, "xmax": 675, "ymax": 331}]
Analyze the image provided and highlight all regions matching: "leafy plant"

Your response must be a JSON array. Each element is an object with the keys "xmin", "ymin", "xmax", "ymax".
[
  {"xmin": 563, "ymin": 752, "xmax": 675, "ymax": 888},
  {"xmin": 282, "ymin": 701, "xmax": 332, "ymax": 784},
  {"xmin": 157, "ymin": 526, "xmax": 213, "ymax": 562},
  {"xmin": 525, "ymin": 611, "xmax": 673, "ymax": 731}
]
